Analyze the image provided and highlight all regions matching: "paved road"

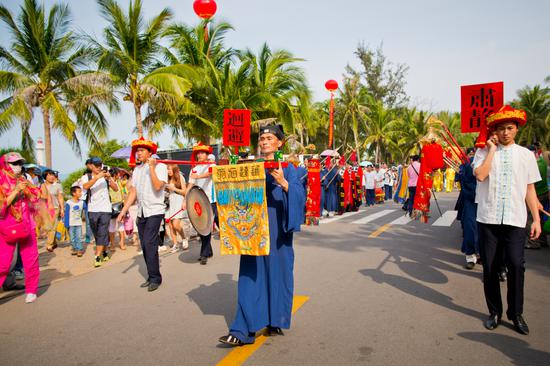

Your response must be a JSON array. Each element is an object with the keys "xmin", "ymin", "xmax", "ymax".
[{"xmin": 1, "ymin": 192, "xmax": 549, "ymax": 365}]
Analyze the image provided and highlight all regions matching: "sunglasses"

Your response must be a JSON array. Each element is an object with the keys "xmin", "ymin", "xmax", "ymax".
[{"xmin": 9, "ymin": 161, "xmax": 24, "ymax": 166}]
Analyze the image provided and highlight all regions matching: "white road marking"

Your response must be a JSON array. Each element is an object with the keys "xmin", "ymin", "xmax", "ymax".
[
  {"xmin": 320, "ymin": 210, "xmax": 364, "ymax": 224},
  {"xmin": 432, "ymin": 210, "xmax": 458, "ymax": 227},
  {"xmin": 351, "ymin": 210, "xmax": 396, "ymax": 225},
  {"xmin": 390, "ymin": 215, "xmax": 413, "ymax": 225}
]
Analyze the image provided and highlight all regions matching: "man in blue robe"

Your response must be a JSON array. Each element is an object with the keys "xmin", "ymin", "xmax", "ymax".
[
  {"xmin": 323, "ymin": 166, "xmax": 341, "ymax": 215},
  {"xmin": 219, "ymin": 125, "xmax": 306, "ymax": 346},
  {"xmin": 456, "ymin": 148, "xmax": 479, "ymax": 269}
]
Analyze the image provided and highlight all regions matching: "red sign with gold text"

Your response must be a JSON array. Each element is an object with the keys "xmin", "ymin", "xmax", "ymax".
[
  {"xmin": 461, "ymin": 82, "xmax": 503, "ymax": 133},
  {"xmin": 223, "ymin": 109, "xmax": 251, "ymax": 146}
]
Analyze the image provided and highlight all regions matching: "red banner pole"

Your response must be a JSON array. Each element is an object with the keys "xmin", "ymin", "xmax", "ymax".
[{"xmin": 328, "ymin": 92, "xmax": 334, "ymax": 148}]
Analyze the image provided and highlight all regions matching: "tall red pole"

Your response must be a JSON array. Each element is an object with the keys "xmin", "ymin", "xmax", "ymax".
[
  {"xmin": 329, "ymin": 92, "xmax": 335, "ymax": 148},
  {"xmin": 325, "ymin": 79, "xmax": 338, "ymax": 149}
]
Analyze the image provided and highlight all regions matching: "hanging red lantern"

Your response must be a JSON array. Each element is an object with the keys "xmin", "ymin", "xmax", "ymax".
[
  {"xmin": 325, "ymin": 80, "xmax": 338, "ymax": 92},
  {"xmin": 193, "ymin": 0, "xmax": 217, "ymax": 41},
  {"xmin": 193, "ymin": 0, "xmax": 217, "ymax": 19},
  {"xmin": 325, "ymin": 80, "xmax": 338, "ymax": 148}
]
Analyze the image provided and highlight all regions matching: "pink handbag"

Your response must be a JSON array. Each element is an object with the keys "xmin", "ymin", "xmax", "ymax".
[
  {"xmin": 124, "ymin": 215, "xmax": 134, "ymax": 235},
  {"xmin": 0, "ymin": 221, "xmax": 31, "ymax": 245}
]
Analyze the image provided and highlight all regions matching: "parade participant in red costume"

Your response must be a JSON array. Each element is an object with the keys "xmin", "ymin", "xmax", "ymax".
[{"xmin": 118, "ymin": 137, "xmax": 167, "ymax": 292}]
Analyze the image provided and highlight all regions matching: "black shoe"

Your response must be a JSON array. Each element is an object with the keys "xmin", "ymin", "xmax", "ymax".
[
  {"xmin": 148, "ymin": 282, "xmax": 161, "ymax": 292},
  {"xmin": 499, "ymin": 270, "xmax": 507, "ymax": 282},
  {"xmin": 140, "ymin": 281, "xmax": 150, "ymax": 288},
  {"xmin": 218, "ymin": 335, "xmax": 244, "ymax": 347},
  {"xmin": 511, "ymin": 315, "xmax": 529, "ymax": 335},
  {"xmin": 465, "ymin": 262, "xmax": 475, "ymax": 270},
  {"xmin": 197, "ymin": 257, "xmax": 203, "ymax": 261},
  {"xmin": 200, "ymin": 257, "xmax": 207, "ymax": 265},
  {"xmin": 267, "ymin": 326, "xmax": 284, "ymax": 336},
  {"xmin": 525, "ymin": 244, "xmax": 541, "ymax": 249},
  {"xmin": 2, "ymin": 284, "xmax": 25, "ymax": 291},
  {"xmin": 484, "ymin": 313, "xmax": 501, "ymax": 330}
]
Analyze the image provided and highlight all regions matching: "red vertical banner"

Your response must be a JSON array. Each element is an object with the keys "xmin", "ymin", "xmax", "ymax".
[
  {"xmin": 223, "ymin": 109, "xmax": 251, "ymax": 147},
  {"xmin": 328, "ymin": 92, "xmax": 335, "ymax": 148},
  {"xmin": 461, "ymin": 82, "xmax": 504, "ymax": 133},
  {"xmin": 305, "ymin": 159, "xmax": 321, "ymax": 225}
]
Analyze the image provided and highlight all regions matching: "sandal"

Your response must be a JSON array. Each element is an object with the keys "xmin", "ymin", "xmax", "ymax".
[{"xmin": 218, "ymin": 335, "xmax": 244, "ymax": 347}]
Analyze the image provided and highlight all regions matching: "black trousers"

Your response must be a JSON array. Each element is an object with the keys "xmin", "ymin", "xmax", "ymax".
[
  {"xmin": 478, "ymin": 222, "xmax": 526, "ymax": 319},
  {"xmin": 407, "ymin": 187, "xmax": 416, "ymax": 214},
  {"xmin": 199, "ymin": 203, "xmax": 219, "ymax": 258},
  {"xmin": 137, "ymin": 214, "xmax": 164, "ymax": 285}
]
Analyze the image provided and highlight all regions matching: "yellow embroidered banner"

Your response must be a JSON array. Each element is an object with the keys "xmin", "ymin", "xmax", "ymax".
[{"xmin": 213, "ymin": 162, "xmax": 270, "ymax": 256}]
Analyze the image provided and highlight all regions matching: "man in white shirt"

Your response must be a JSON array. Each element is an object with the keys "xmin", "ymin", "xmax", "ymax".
[
  {"xmin": 187, "ymin": 143, "xmax": 218, "ymax": 265},
  {"xmin": 118, "ymin": 138, "xmax": 167, "ymax": 292},
  {"xmin": 363, "ymin": 165, "xmax": 376, "ymax": 206},
  {"xmin": 473, "ymin": 105, "xmax": 541, "ymax": 335},
  {"xmin": 82, "ymin": 157, "xmax": 118, "ymax": 267}
]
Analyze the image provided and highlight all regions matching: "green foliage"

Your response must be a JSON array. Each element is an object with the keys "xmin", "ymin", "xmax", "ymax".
[
  {"xmin": 0, "ymin": 0, "xmax": 117, "ymax": 168},
  {"xmin": 88, "ymin": 139, "xmax": 129, "ymax": 169},
  {"xmin": 0, "ymin": 146, "xmax": 35, "ymax": 162},
  {"xmin": 61, "ymin": 168, "xmax": 86, "ymax": 196}
]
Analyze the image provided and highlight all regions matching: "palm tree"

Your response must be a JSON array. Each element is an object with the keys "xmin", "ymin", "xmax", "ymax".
[
  {"xmin": 0, "ymin": 0, "xmax": 117, "ymax": 167},
  {"xmin": 389, "ymin": 107, "xmax": 431, "ymax": 162},
  {"xmin": 240, "ymin": 44, "xmax": 311, "ymax": 134},
  {"xmin": 363, "ymin": 98, "xmax": 398, "ymax": 163},
  {"xmin": 340, "ymin": 68, "xmax": 369, "ymax": 156},
  {"xmin": 93, "ymin": 0, "xmax": 194, "ymax": 138},
  {"xmin": 510, "ymin": 85, "xmax": 550, "ymax": 146}
]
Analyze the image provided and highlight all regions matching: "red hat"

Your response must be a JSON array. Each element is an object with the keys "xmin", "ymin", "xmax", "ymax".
[
  {"xmin": 486, "ymin": 105, "xmax": 527, "ymax": 129},
  {"xmin": 191, "ymin": 142, "xmax": 213, "ymax": 162},
  {"xmin": 129, "ymin": 137, "xmax": 158, "ymax": 167}
]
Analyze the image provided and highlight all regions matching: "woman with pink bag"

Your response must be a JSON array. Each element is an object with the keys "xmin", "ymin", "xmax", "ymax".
[{"xmin": 0, "ymin": 152, "xmax": 42, "ymax": 303}]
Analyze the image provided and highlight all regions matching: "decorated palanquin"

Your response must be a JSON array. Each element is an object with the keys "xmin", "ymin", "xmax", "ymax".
[
  {"xmin": 213, "ymin": 162, "xmax": 270, "ymax": 256},
  {"xmin": 305, "ymin": 159, "xmax": 321, "ymax": 225},
  {"xmin": 412, "ymin": 141, "xmax": 445, "ymax": 223}
]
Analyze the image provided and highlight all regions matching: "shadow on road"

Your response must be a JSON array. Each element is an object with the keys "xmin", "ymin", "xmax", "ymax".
[
  {"xmin": 359, "ymin": 268, "xmax": 486, "ymax": 322},
  {"xmin": 121, "ymin": 253, "xmax": 148, "ymax": 280},
  {"xmin": 458, "ymin": 332, "xmax": 550, "ymax": 366},
  {"xmin": 186, "ymin": 273, "xmax": 237, "ymax": 327}
]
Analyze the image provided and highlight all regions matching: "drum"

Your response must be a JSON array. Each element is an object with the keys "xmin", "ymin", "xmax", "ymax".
[{"xmin": 185, "ymin": 186, "xmax": 214, "ymax": 236}]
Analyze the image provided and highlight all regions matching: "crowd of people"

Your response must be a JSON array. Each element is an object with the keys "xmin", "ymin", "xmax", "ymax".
[{"xmin": 0, "ymin": 105, "xmax": 548, "ymax": 342}]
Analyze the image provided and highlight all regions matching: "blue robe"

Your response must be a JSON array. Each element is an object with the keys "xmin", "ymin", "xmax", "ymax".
[
  {"xmin": 229, "ymin": 165, "xmax": 306, "ymax": 343},
  {"xmin": 457, "ymin": 157, "xmax": 478, "ymax": 255},
  {"xmin": 323, "ymin": 168, "xmax": 340, "ymax": 212}
]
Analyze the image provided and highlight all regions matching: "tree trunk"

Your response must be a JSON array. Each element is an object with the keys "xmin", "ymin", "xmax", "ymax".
[
  {"xmin": 134, "ymin": 102, "xmax": 143, "ymax": 138},
  {"xmin": 352, "ymin": 117, "xmax": 361, "ymax": 159},
  {"xmin": 42, "ymin": 106, "xmax": 52, "ymax": 167},
  {"xmin": 375, "ymin": 143, "xmax": 380, "ymax": 164}
]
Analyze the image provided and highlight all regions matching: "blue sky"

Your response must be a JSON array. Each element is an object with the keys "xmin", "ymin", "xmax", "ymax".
[{"xmin": 1, "ymin": 0, "xmax": 549, "ymax": 174}]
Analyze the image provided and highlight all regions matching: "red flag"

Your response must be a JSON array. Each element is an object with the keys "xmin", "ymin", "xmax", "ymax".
[
  {"xmin": 325, "ymin": 156, "xmax": 332, "ymax": 169},
  {"xmin": 338, "ymin": 155, "xmax": 346, "ymax": 166},
  {"xmin": 349, "ymin": 151, "xmax": 357, "ymax": 163}
]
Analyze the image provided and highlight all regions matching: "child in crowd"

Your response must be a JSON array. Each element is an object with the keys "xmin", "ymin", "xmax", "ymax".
[{"xmin": 64, "ymin": 186, "xmax": 87, "ymax": 257}]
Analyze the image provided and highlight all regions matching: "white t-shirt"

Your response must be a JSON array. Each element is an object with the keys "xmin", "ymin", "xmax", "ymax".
[
  {"xmin": 375, "ymin": 170, "xmax": 385, "ymax": 189},
  {"xmin": 132, "ymin": 162, "xmax": 168, "ymax": 218},
  {"xmin": 66, "ymin": 199, "xmax": 85, "ymax": 226},
  {"xmin": 363, "ymin": 171, "xmax": 377, "ymax": 189},
  {"xmin": 80, "ymin": 174, "xmax": 112, "ymax": 213},
  {"xmin": 188, "ymin": 164, "xmax": 215, "ymax": 202},
  {"xmin": 383, "ymin": 169, "xmax": 393, "ymax": 185},
  {"xmin": 473, "ymin": 144, "xmax": 541, "ymax": 227}
]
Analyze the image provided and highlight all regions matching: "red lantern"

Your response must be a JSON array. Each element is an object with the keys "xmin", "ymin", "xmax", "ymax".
[
  {"xmin": 325, "ymin": 80, "xmax": 338, "ymax": 92},
  {"xmin": 193, "ymin": 0, "xmax": 217, "ymax": 19},
  {"xmin": 325, "ymin": 80, "xmax": 338, "ymax": 148}
]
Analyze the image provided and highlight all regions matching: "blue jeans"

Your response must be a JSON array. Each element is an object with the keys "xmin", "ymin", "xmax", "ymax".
[
  {"xmin": 365, "ymin": 189, "xmax": 376, "ymax": 206},
  {"xmin": 384, "ymin": 185, "xmax": 392, "ymax": 200},
  {"xmin": 69, "ymin": 226, "xmax": 83, "ymax": 251},
  {"xmin": 85, "ymin": 211, "xmax": 92, "ymax": 243}
]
